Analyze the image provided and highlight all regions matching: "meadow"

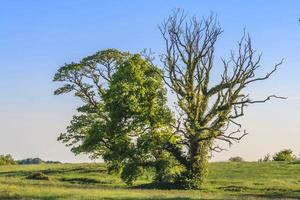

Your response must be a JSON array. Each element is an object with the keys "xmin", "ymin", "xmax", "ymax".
[{"xmin": 0, "ymin": 162, "xmax": 299, "ymax": 199}]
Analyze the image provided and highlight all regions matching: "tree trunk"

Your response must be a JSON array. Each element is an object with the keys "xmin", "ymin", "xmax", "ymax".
[{"xmin": 185, "ymin": 140, "xmax": 210, "ymax": 189}]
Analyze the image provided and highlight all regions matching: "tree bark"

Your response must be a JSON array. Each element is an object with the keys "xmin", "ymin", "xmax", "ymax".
[{"xmin": 184, "ymin": 139, "xmax": 210, "ymax": 188}]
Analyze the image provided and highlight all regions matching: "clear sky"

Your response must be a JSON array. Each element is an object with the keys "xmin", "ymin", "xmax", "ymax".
[{"xmin": 0, "ymin": 0, "xmax": 299, "ymax": 162}]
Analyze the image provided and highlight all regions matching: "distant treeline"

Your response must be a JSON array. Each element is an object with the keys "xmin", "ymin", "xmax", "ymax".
[
  {"xmin": 17, "ymin": 158, "xmax": 61, "ymax": 165},
  {"xmin": 0, "ymin": 155, "xmax": 61, "ymax": 165}
]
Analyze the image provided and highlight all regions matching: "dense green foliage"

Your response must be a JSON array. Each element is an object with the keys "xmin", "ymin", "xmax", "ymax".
[
  {"xmin": 103, "ymin": 55, "xmax": 177, "ymax": 184},
  {"xmin": 0, "ymin": 154, "xmax": 16, "ymax": 165},
  {"xmin": 0, "ymin": 162, "xmax": 299, "ymax": 199},
  {"xmin": 54, "ymin": 50, "xmax": 178, "ymax": 185},
  {"xmin": 272, "ymin": 149, "xmax": 296, "ymax": 162}
]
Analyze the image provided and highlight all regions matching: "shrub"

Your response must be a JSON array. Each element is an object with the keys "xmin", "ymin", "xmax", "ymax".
[
  {"xmin": 273, "ymin": 149, "xmax": 296, "ymax": 162},
  {"xmin": 259, "ymin": 154, "xmax": 271, "ymax": 162},
  {"xmin": 26, "ymin": 172, "xmax": 49, "ymax": 180},
  {"xmin": 263, "ymin": 154, "xmax": 271, "ymax": 162},
  {"xmin": 0, "ymin": 154, "xmax": 16, "ymax": 165},
  {"xmin": 229, "ymin": 156, "xmax": 244, "ymax": 162}
]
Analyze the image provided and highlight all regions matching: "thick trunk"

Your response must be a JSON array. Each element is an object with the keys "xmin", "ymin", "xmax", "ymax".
[
  {"xmin": 165, "ymin": 134, "xmax": 211, "ymax": 188},
  {"xmin": 184, "ymin": 140, "xmax": 210, "ymax": 189}
]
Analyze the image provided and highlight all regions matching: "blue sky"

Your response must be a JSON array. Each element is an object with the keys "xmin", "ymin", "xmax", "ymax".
[{"xmin": 0, "ymin": 1, "xmax": 299, "ymax": 162}]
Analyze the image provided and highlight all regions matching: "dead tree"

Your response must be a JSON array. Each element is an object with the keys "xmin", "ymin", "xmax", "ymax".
[{"xmin": 159, "ymin": 10, "xmax": 284, "ymax": 188}]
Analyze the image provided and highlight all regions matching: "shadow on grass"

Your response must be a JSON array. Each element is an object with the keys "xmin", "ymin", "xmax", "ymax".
[
  {"xmin": 219, "ymin": 185, "xmax": 300, "ymax": 199},
  {"xmin": 1, "ymin": 179, "xmax": 123, "ymax": 190},
  {"xmin": 218, "ymin": 185, "xmax": 252, "ymax": 192},
  {"xmin": 60, "ymin": 177, "xmax": 115, "ymax": 185},
  {"xmin": 131, "ymin": 182, "xmax": 184, "ymax": 190},
  {"xmin": 41, "ymin": 167, "xmax": 106, "ymax": 175},
  {"xmin": 0, "ymin": 166, "xmax": 106, "ymax": 178}
]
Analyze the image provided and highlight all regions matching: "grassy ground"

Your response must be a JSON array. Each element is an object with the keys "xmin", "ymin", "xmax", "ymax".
[{"xmin": 0, "ymin": 162, "xmax": 299, "ymax": 199}]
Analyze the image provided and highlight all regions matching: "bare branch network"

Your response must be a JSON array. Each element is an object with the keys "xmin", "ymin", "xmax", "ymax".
[{"xmin": 159, "ymin": 10, "xmax": 285, "ymax": 155}]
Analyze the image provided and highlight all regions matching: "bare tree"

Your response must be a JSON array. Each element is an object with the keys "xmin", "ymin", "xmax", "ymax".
[{"xmin": 159, "ymin": 10, "xmax": 284, "ymax": 188}]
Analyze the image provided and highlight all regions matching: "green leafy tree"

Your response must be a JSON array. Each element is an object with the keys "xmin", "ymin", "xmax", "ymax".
[
  {"xmin": 103, "ymin": 55, "xmax": 177, "ymax": 183},
  {"xmin": 273, "ymin": 149, "xmax": 296, "ymax": 162},
  {"xmin": 54, "ymin": 50, "xmax": 176, "ymax": 184},
  {"xmin": 54, "ymin": 49, "xmax": 129, "ymax": 157}
]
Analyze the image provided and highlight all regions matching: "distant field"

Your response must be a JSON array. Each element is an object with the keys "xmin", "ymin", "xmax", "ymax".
[{"xmin": 0, "ymin": 162, "xmax": 299, "ymax": 199}]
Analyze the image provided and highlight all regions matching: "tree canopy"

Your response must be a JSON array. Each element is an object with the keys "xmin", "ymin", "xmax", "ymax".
[{"xmin": 54, "ymin": 50, "xmax": 177, "ymax": 184}]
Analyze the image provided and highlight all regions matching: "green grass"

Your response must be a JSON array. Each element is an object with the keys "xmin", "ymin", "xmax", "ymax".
[{"xmin": 0, "ymin": 162, "xmax": 299, "ymax": 199}]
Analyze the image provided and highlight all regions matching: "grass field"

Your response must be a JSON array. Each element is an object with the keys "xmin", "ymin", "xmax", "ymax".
[{"xmin": 0, "ymin": 162, "xmax": 299, "ymax": 199}]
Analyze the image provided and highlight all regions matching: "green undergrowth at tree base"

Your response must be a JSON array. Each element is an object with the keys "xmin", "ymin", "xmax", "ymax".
[{"xmin": 0, "ymin": 162, "xmax": 299, "ymax": 199}]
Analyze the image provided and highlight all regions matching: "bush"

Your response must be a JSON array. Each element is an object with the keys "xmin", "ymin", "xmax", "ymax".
[
  {"xmin": 263, "ymin": 154, "xmax": 271, "ymax": 162},
  {"xmin": 26, "ymin": 172, "xmax": 49, "ymax": 180},
  {"xmin": 273, "ymin": 149, "xmax": 296, "ymax": 162},
  {"xmin": 258, "ymin": 154, "xmax": 271, "ymax": 162},
  {"xmin": 0, "ymin": 154, "xmax": 16, "ymax": 165},
  {"xmin": 229, "ymin": 156, "xmax": 244, "ymax": 162}
]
